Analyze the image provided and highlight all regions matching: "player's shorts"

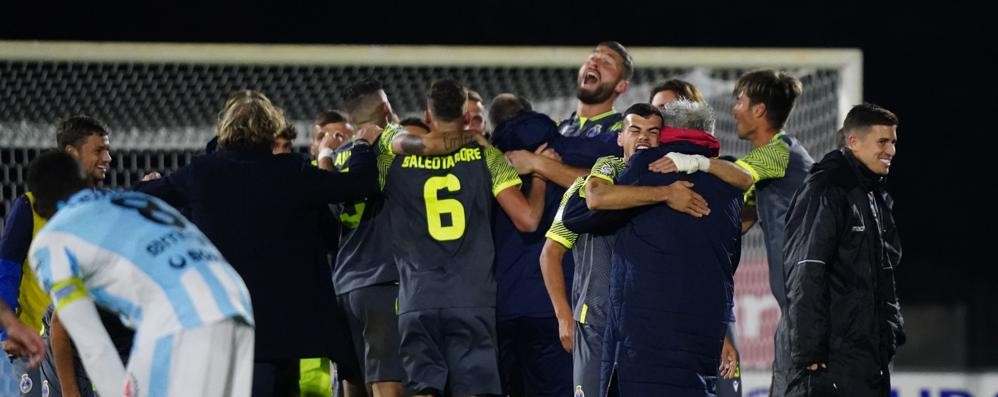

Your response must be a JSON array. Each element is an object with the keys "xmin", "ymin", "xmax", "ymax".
[
  {"xmin": 337, "ymin": 283, "xmax": 405, "ymax": 383},
  {"xmin": 497, "ymin": 316, "xmax": 572, "ymax": 396},
  {"xmin": 39, "ymin": 347, "xmax": 96, "ymax": 397},
  {"xmin": 398, "ymin": 307, "xmax": 501, "ymax": 396},
  {"xmin": 572, "ymin": 320, "xmax": 603, "ymax": 397},
  {"xmin": 125, "ymin": 317, "xmax": 254, "ymax": 397},
  {"xmin": 11, "ymin": 356, "xmax": 42, "ymax": 397}
]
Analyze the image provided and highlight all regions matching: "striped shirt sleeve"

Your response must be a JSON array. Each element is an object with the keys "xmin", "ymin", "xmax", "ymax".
[
  {"xmin": 735, "ymin": 134, "xmax": 790, "ymax": 184},
  {"xmin": 485, "ymin": 146, "xmax": 523, "ymax": 196},
  {"xmin": 545, "ymin": 177, "xmax": 586, "ymax": 249}
]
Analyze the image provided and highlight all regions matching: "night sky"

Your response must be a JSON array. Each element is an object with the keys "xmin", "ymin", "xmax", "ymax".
[{"xmin": 4, "ymin": 0, "xmax": 997, "ymax": 362}]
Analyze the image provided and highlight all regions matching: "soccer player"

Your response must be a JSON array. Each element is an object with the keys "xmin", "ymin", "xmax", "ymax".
[
  {"xmin": 774, "ymin": 103, "xmax": 903, "ymax": 396},
  {"xmin": 318, "ymin": 80, "xmax": 410, "ymax": 397},
  {"xmin": 649, "ymin": 79, "xmax": 707, "ymax": 108},
  {"xmin": 0, "ymin": 116, "xmax": 130, "ymax": 397},
  {"xmin": 26, "ymin": 151, "xmax": 255, "ymax": 397},
  {"xmin": 380, "ymin": 79, "xmax": 546, "ymax": 397},
  {"xmin": 310, "ymin": 109, "xmax": 354, "ymax": 160},
  {"xmin": 465, "ymin": 89, "xmax": 489, "ymax": 135},
  {"xmin": 496, "ymin": 41, "xmax": 632, "ymax": 397},
  {"xmin": 562, "ymin": 102, "xmax": 742, "ymax": 396},
  {"xmin": 273, "ymin": 123, "xmax": 298, "ymax": 155},
  {"xmin": 730, "ymin": 69, "xmax": 813, "ymax": 305},
  {"xmin": 540, "ymin": 103, "xmax": 711, "ymax": 397},
  {"xmin": 728, "ymin": 70, "xmax": 814, "ymax": 386}
]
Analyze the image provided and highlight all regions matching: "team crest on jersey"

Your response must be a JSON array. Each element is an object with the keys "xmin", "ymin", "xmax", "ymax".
[
  {"xmin": 41, "ymin": 380, "xmax": 50, "ymax": 397},
  {"xmin": 585, "ymin": 124, "xmax": 603, "ymax": 137},
  {"xmin": 574, "ymin": 385, "xmax": 585, "ymax": 397},
  {"xmin": 599, "ymin": 163, "xmax": 613, "ymax": 176},
  {"xmin": 19, "ymin": 373, "xmax": 32, "ymax": 394}
]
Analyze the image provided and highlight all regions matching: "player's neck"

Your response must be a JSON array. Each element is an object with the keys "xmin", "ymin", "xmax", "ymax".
[
  {"xmin": 431, "ymin": 122, "xmax": 465, "ymax": 135},
  {"xmin": 751, "ymin": 127, "xmax": 779, "ymax": 148},
  {"xmin": 576, "ymin": 100, "xmax": 615, "ymax": 119}
]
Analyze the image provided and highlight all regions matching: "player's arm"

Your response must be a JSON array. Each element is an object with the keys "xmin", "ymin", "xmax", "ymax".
[
  {"xmin": 308, "ymin": 135, "xmax": 379, "ymax": 204},
  {"xmin": 0, "ymin": 196, "xmax": 33, "ymax": 325},
  {"xmin": 54, "ymin": 292, "xmax": 126, "ymax": 397},
  {"xmin": 648, "ymin": 154, "xmax": 754, "ymax": 191},
  {"xmin": 539, "ymin": 239, "xmax": 574, "ymax": 353},
  {"xmin": 51, "ymin": 312, "xmax": 84, "ymax": 397},
  {"xmin": 506, "ymin": 149, "xmax": 588, "ymax": 189},
  {"xmin": 496, "ymin": 175, "xmax": 546, "ymax": 232},
  {"xmin": 30, "ymin": 240, "xmax": 124, "ymax": 396},
  {"xmin": 133, "ymin": 164, "xmax": 192, "ymax": 209},
  {"xmin": 487, "ymin": 146, "xmax": 546, "ymax": 232},
  {"xmin": 0, "ymin": 300, "xmax": 43, "ymax": 368},
  {"xmin": 584, "ymin": 177, "xmax": 709, "ymax": 218}
]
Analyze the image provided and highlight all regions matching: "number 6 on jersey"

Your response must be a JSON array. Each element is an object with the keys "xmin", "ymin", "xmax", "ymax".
[{"xmin": 423, "ymin": 174, "xmax": 466, "ymax": 241}]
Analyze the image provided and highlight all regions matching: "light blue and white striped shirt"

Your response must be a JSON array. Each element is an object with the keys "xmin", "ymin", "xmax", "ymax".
[{"xmin": 29, "ymin": 189, "xmax": 253, "ymax": 340}]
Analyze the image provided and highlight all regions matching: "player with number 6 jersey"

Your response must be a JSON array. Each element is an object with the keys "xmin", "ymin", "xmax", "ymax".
[{"xmin": 378, "ymin": 79, "xmax": 546, "ymax": 396}]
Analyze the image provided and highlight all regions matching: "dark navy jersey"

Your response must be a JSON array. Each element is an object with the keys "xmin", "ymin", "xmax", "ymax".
[
  {"xmin": 379, "ymin": 128, "xmax": 522, "ymax": 313},
  {"xmin": 330, "ymin": 137, "xmax": 399, "ymax": 294},
  {"xmin": 494, "ymin": 112, "xmax": 623, "ymax": 320},
  {"xmin": 557, "ymin": 110, "xmax": 623, "ymax": 138}
]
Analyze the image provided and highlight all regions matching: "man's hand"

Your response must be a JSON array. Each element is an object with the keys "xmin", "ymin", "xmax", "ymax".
[
  {"xmin": 659, "ymin": 181, "xmax": 710, "ymax": 217},
  {"xmin": 353, "ymin": 124, "xmax": 383, "ymax": 145},
  {"xmin": 719, "ymin": 335, "xmax": 739, "ymax": 379},
  {"xmin": 505, "ymin": 150, "xmax": 538, "ymax": 175},
  {"xmin": 0, "ymin": 314, "xmax": 44, "ymax": 368},
  {"xmin": 557, "ymin": 315, "xmax": 574, "ymax": 353},
  {"xmin": 141, "ymin": 171, "xmax": 161, "ymax": 181},
  {"xmin": 648, "ymin": 155, "xmax": 679, "ymax": 174},
  {"xmin": 536, "ymin": 143, "xmax": 562, "ymax": 162},
  {"xmin": 807, "ymin": 363, "xmax": 828, "ymax": 371}
]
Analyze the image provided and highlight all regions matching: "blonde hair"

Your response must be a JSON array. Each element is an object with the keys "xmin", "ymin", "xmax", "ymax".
[{"xmin": 217, "ymin": 90, "xmax": 287, "ymax": 149}]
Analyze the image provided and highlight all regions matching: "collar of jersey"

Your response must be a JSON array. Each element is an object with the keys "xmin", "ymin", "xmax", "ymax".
[
  {"xmin": 770, "ymin": 130, "xmax": 787, "ymax": 143},
  {"xmin": 576, "ymin": 109, "xmax": 617, "ymax": 129}
]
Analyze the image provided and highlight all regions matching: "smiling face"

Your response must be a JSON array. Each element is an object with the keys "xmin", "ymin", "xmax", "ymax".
[
  {"xmin": 576, "ymin": 46, "xmax": 627, "ymax": 105},
  {"xmin": 731, "ymin": 90, "xmax": 764, "ymax": 140},
  {"xmin": 847, "ymin": 124, "xmax": 898, "ymax": 175},
  {"xmin": 66, "ymin": 133, "xmax": 111, "ymax": 185},
  {"xmin": 618, "ymin": 113, "xmax": 662, "ymax": 161}
]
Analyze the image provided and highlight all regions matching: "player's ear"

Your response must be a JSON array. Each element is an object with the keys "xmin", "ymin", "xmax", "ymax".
[
  {"xmin": 615, "ymin": 79, "xmax": 629, "ymax": 94},
  {"xmin": 64, "ymin": 145, "xmax": 80, "ymax": 160},
  {"xmin": 752, "ymin": 102, "xmax": 767, "ymax": 119},
  {"xmin": 424, "ymin": 110, "xmax": 433, "ymax": 127}
]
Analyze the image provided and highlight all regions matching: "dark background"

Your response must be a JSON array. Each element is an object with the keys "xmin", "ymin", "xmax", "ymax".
[{"xmin": 4, "ymin": 0, "xmax": 996, "ymax": 367}]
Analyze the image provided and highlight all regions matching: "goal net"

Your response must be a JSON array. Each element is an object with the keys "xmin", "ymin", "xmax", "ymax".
[{"xmin": 0, "ymin": 41, "xmax": 861, "ymax": 371}]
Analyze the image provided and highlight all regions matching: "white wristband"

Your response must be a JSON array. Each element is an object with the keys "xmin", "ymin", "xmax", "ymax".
[
  {"xmin": 665, "ymin": 152, "xmax": 711, "ymax": 174},
  {"xmin": 318, "ymin": 147, "xmax": 334, "ymax": 161}
]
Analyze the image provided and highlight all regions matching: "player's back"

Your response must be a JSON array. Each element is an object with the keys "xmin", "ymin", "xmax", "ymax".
[
  {"xmin": 384, "ymin": 141, "xmax": 519, "ymax": 314},
  {"xmin": 30, "ymin": 190, "xmax": 253, "ymax": 339}
]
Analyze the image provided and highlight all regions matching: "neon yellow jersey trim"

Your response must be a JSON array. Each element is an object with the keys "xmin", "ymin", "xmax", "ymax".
[{"xmin": 51, "ymin": 278, "xmax": 88, "ymax": 311}]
